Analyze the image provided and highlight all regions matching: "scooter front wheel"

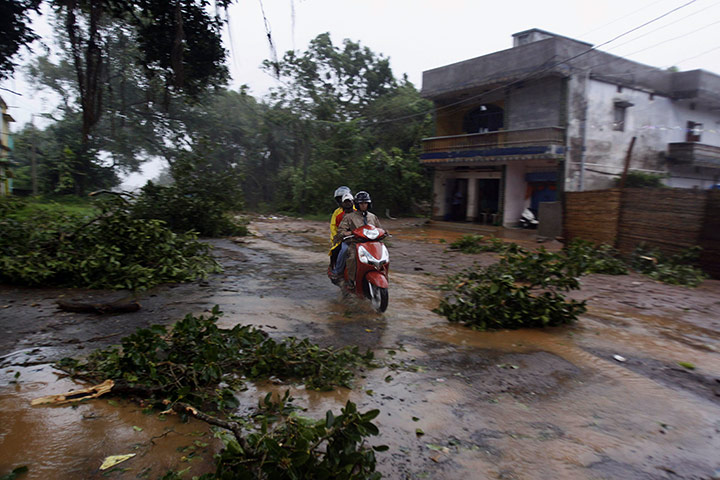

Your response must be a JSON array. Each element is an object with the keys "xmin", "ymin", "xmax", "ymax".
[{"xmin": 367, "ymin": 282, "xmax": 389, "ymax": 313}]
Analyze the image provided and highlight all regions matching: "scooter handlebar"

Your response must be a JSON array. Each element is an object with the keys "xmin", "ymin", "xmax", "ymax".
[{"xmin": 342, "ymin": 232, "xmax": 390, "ymax": 242}]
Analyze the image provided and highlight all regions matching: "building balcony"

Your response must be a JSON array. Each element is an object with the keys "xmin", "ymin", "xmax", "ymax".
[
  {"xmin": 667, "ymin": 142, "xmax": 720, "ymax": 168},
  {"xmin": 420, "ymin": 127, "xmax": 565, "ymax": 165}
]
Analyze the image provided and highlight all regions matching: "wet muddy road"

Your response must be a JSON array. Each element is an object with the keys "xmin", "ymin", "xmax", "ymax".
[{"xmin": 1, "ymin": 217, "xmax": 719, "ymax": 479}]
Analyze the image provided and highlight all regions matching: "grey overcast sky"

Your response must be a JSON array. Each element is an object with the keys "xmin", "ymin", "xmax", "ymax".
[
  {"xmin": 223, "ymin": 0, "xmax": 720, "ymax": 95},
  {"xmin": 2, "ymin": 0, "xmax": 719, "ymax": 186}
]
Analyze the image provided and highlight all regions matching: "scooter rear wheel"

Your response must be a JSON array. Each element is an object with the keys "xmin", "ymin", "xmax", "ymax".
[{"xmin": 367, "ymin": 282, "xmax": 388, "ymax": 313}]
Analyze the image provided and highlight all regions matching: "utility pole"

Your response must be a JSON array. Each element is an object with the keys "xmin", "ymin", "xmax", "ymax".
[
  {"xmin": 31, "ymin": 115, "xmax": 37, "ymax": 196},
  {"xmin": 618, "ymin": 136, "xmax": 637, "ymax": 189}
]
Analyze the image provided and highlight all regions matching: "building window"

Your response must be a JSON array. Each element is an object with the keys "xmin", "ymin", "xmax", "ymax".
[
  {"xmin": 613, "ymin": 100, "xmax": 633, "ymax": 132},
  {"xmin": 686, "ymin": 121, "xmax": 703, "ymax": 142},
  {"xmin": 463, "ymin": 104, "xmax": 504, "ymax": 134}
]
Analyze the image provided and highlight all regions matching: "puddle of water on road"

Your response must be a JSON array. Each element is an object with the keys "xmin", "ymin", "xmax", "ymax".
[
  {"xmin": 0, "ymin": 365, "xmax": 216, "ymax": 480},
  {"xmin": 585, "ymin": 306, "xmax": 720, "ymax": 356}
]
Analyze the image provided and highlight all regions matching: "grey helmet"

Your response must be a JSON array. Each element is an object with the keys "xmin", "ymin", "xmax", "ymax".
[
  {"xmin": 334, "ymin": 186, "xmax": 351, "ymax": 206},
  {"xmin": 354, "ymin": 191, "xmax": 372, "ymax": 210}
]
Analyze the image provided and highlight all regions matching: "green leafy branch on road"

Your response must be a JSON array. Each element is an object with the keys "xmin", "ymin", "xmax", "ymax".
[
  {"xmin": 561, "ymin": 239, "xmax": 629, "ymax": 276},
  {"xmin": 435, "ymin": 248, "xmax": 587, "ymax": 330},
  {"xmin": 631, "ymin": 244, "xmax": 708, "ymax": 287},
  {"xmin": 447, "ymin": 234, "xmax": 526, "ymax": 255},
  {"xmin": 436, "ymin": 237, "xmax": 707, "ymax": 329},
  {"xmin": 0, "ymin": 196, "xmax": 219, "ymax": 290},
  {"xmin": 182, "ymin": 391, "xmax": 385, "ymax": 480},
  {"xmin": 448, "ymin": 235, "xmax": 706, "ymax": 287},
  {"xmin": 57, "ymin": 307, "xmax": 383, "ymax": 478},
  {"xmin": 57, "ymin": 307, "xmax": 376, "ymax": 408}
]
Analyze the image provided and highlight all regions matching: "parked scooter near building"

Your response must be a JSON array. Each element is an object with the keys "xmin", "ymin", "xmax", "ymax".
[
  {"xmin": 518, "ymin": 208, "xmax": 539, "ymax": 229},
  {"xmin": 329, "ymin": 224, "xmax": 390, "ymax": 312}
]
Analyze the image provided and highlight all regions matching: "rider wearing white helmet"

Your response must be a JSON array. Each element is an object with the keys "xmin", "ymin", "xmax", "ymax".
[
  {"xmin": 329, "ymin": 186, "xmax": 354, "ymax": 278},
  {"xmin": 334, "ymin": 191, "xmax": 382, "ymax": 288}
]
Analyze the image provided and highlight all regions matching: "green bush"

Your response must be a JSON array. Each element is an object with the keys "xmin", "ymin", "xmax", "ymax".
[
  {"xmin": 616, "ymin": 171, "xmax": 667, "ymax": 188},
  {"xmin": 132, "ymin": 150, "xmax": 247, "ymax": 237},
  {"xmin": 0, "ymin": 197, "xmax": 219, "ymax": 290},
  {"xmin": 205, "ymin": 393, "xmax": 384, "ymax": 480},
  {"xmin": 58, "ymin": 307, "xmax": 376, "ymax": 406},
  {"xmin": 562, "ymin": 239, "xmax": 628, "ymax": 276},
  {"xmin": 631, "ymin": 243, "xmax": 707, "ymax": 287},
  {"xmin": 435, "ymin": 249, "xmax": 586, "ymax": 330},
  {"xmin": 447, "ymin": 234, "xmax": 526, "ymax": 255}
]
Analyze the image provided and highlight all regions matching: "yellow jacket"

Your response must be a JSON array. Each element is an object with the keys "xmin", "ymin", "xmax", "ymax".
[
  {"xmin": 330, "ymin": 207, "xmax": 344, "ymax": 243},
  {"xmin": 329, "ymin": 206, "xmax": 355, "ymax": 254}
]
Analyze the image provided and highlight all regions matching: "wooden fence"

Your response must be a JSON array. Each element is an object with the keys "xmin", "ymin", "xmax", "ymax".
[
  {"xmin": 699, "ymin": 190, "xmax": 720, "ymax": 278},
  {"xmin": 564, "ymin": 188, "xmax": 719, "ymax": 278}
]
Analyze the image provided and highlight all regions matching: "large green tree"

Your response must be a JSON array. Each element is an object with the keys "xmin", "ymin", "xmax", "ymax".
[
  {"xmin": 12, "ymin": 114, "xmax": 119, "ymax": 194},
  {"xmin": 0, "ymin": 0, "xmax": 42, "ymax": 79},
  {"xmin": 259, "ymin": 33, "xmax": 433, "ymax": 215},
  {"xmin": 3, "ymin": 0, "xmax": 233, "ymax": 194},
  {"xmin": 3, "ymin": 0, "xmax": 231, "ymax": 138}
]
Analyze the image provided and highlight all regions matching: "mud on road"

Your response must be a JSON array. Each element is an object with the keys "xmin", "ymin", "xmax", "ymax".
[{"xmin": 1, "ymin": 216, "xmax": 719, "ymax": 479}]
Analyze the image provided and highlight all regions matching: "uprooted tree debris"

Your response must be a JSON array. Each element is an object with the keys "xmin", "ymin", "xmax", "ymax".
[
  {"xmin": 45, "ymin": 307, "xmax": 385, "ymax": 479},
  {"xmin": 435, "ymin": 247, "xmax": 587, "ymax": 330},
  {"xmin": 447, "ymin": 235, "xmax": 706, "ymax": 287},
  {"xmin": 0, "ymin": 196, "xmax": 220, "ymax": 290},
  {"xmin": 436, "ymin": 237, "xmax": 708, "ymax": 330}
]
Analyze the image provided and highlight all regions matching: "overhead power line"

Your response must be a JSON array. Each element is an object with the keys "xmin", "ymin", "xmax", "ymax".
[
  {"xmin": 365, "ymin": 0, "xmax": 699, "ymax": 127},
  {"xmin": 580, "ymin": 0, "xmax": 671, "ymax": 36},
  {"xmin": 606, "ymin": 0, "xmax": 720, "ymax": 51},
  {"xmin": 615, "ymin": 18, "xmax": 720, "ymax": 58},
  {"xmin": 674, "ymin": 43, "xmax": 720, "ymax": 65}
]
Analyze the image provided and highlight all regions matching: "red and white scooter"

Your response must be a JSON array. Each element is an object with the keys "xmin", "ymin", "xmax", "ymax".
[{"xmin": 330, "ymin": 225, "xmax": 390, "ymax": 312}]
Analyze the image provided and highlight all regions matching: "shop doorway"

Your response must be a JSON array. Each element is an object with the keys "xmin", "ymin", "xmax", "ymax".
[
  {"xmin": 476, "ymin": 178, "xmax": 500, "ymax": 223},
  {"xmin": 445, "ymin": 178, "xmax": 468, "ymax": 221},
  {"xmin": 529, "ymin": 182, "xmax": 557, "ymax": 216}
]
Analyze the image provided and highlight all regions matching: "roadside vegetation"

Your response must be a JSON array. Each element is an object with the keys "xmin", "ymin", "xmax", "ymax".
[
  {"xmin": 631, "ymin": 243, "xmax": 708, "ymax": 287},
  {"xmin": 448, "ymin": 235, "xmax": 704, "ymax": 285},
  {"xmin": 438, "ymin": 237, "xmax": 706, "ymax": 330},
  {"xmin": 10, "ymin": 26, "xmax": 432, "ymax": 219},
  {"xmin": 435, "ymin": 248, "xmax": 587, "ymax": 330},
  {"xmin": 57, "ymin": 307, "xmax": 384, "ymax": 479},
  {"xmin": 0, "ymin": 196, "xmax": 219, "ymax": 290},
  {"xmin": 447, "ymin": 234, "xmax": 524, "ymax": 255}
]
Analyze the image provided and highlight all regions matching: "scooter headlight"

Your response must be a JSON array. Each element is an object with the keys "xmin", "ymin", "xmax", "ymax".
[{"xmin": 358, "ymin": 245, "xmax": 389, "ymax": 267}]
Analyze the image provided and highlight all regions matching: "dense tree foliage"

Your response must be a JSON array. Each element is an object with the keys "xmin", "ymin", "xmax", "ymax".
[
  {"xmin": 3, "ymin": 0, "xmax": 231, "ymax": 140},
  {"xmin": 11, "ymin": 115, "xmax": 119, "ymax": 194},
  {"xmin": 11, "ymin": 27, "xmax": 433, "ymax": 216},
  {"xmin": 131, "ymin": 144, "xmax": 247, "ymax": 236},
  {"xmin": 0, "ymin": 0, "xmax": 41, "ymax": 79},
  {"xmin": 255, "ymin": 33, "xmax": 433, "ymax": 215}
]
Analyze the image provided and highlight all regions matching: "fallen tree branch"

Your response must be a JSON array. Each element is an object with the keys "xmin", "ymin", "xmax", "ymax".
[
  {"xmin": 57, "ymin": 299, "xmax": 140, "ymax": 313},
  {"xmin": 31, "ymin": 379, "xmax": 115, "ymax": 406},
  {"xmin": 173, "ymin": 401, "xmax": 252, "ymax": 454}
]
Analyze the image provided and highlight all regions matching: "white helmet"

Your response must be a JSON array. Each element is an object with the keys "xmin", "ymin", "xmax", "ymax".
[{"xmin": 334, "ymin": 186, "xmax": 351, "ymax": 206}]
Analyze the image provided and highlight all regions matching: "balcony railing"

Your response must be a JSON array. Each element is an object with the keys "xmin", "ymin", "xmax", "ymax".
[
  {"xmin": 668, "ymin": 142, "xmax": 720, "ymax": 167},
  {"xmin": 422, "ymin": 127, "xmax": 565, "ymax": 154}
]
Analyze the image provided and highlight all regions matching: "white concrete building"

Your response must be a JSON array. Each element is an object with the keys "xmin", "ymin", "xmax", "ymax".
[
  {"xmin": 420, "ymin": 28, "xmax": 720, "ymax": 226},
  {"xmin": 1, "ymin": 96, "xmax": 16, "ymax": 196}
]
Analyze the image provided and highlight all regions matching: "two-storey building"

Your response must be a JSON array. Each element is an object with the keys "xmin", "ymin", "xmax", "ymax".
[
  {"xmin": 0, "ymin": 96, "xmax": 16, "ymax": 196},
  {"xmin": 421, "ymin": 28, "xmax": 720, "ymax": 225}
]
